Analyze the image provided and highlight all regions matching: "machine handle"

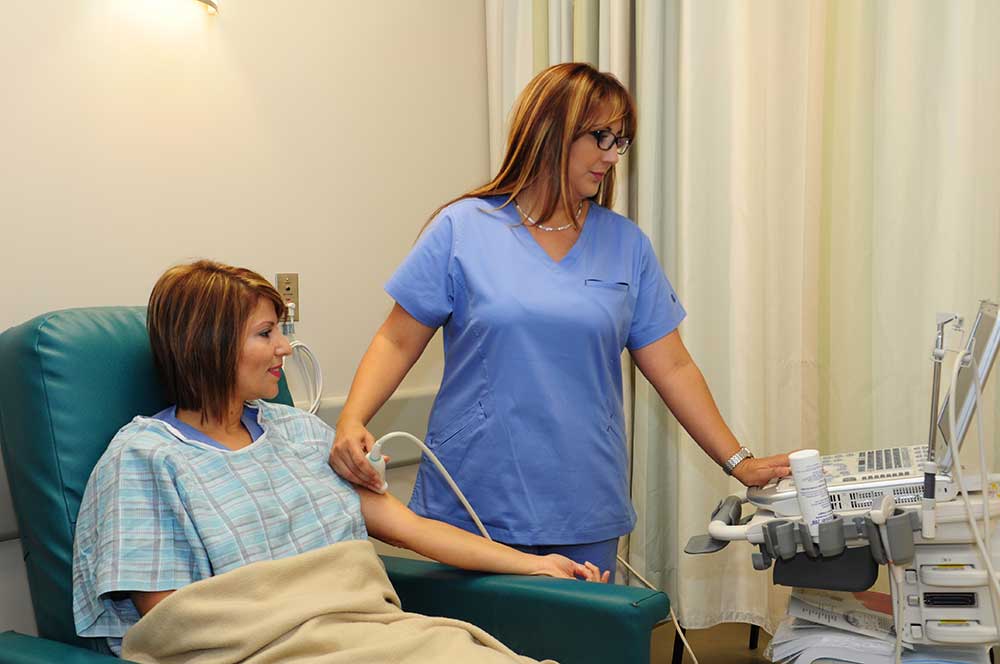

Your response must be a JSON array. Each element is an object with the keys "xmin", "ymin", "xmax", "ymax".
[
  {"xmin": 712, "ymin": 495, "xmax": 744, "ymax": 525},
  {"xmin": 707, "ymin": 520, "xmax": 750, "ymax": 541},
  {"xmin": 924, "ymin": 620, "xmax": 999, "ymax": 644},
  {"xmin": 684, "ymin": 495, "xmax": 746, "ymax": 553},
  {"xmin": 706, "ymin": 495, "xmax": 749, "ymax": 541}
]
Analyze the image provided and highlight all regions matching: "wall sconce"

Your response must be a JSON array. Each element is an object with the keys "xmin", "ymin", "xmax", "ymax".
[{"xmin": 195, "ymin": 0, "xmax": 218, "ymax": 14}]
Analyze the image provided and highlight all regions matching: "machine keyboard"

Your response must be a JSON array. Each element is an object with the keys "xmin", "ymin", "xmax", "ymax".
[{"xmin": 855, "ymin": 446, "xmax": 924, "ymax": 473}]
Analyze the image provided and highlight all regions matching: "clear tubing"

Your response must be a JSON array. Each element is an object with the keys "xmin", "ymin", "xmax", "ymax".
[
  {"xmin": 281, "ymin": 303, "xmax": 323, "ymax": 415},
  {"xmin": 289, "ymin": 340, "xmax": 323, "ymax": 414}
]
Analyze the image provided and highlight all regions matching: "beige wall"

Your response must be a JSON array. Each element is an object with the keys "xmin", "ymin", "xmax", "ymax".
[{"xmin": 0, "ymin": 0, "xmax": 489, "ymax": 633}]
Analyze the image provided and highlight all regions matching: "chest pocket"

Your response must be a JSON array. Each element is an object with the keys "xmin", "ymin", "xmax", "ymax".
[
  {"xmin": 583, "ymin": 278, "xmax": 632, "ymax": 340},
  {"xmin": 584, "ymin": 278, "xmax": 629, "ymax": 292}
]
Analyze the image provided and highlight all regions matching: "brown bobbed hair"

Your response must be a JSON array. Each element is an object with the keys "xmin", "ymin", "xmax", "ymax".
[
  {"xmin": 147, "ymin": 260, "xmax": 286, "ymax": 424},
  {"xmin": 427, "ymin": 62, "xmax": 636, "ymax": 230}
]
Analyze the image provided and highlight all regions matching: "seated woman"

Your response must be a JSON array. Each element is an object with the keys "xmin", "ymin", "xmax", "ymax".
[{"xmin": 72, "ymin": 260, "xmax": 606, "ymax": 662}]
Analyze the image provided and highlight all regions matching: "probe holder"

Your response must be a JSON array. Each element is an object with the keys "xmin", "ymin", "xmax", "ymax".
[{"xmin": 754, "ymin": 509, "xmax": 919, "ymax": 592}]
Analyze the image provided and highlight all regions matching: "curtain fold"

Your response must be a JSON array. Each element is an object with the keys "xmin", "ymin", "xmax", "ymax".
[
  {"xmin": 484, "ymin": 0, "xmax": 1000, "ymax": 633},
  {"xmin": 485, "ymin": 0, "xmax": 535, "ymax": 169},
  {"xmin": 485, "ymin": 0, "xmax": 630, "ymax": 210}
]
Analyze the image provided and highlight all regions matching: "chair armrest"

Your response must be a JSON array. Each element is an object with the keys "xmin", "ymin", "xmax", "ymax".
[
  {"xmin": 381, "ymin": 556, "xmax": 669, "ymax": 664},
  {"xmin": 0, "ymin": 632, "xmax": 125, "ymax": 664}
]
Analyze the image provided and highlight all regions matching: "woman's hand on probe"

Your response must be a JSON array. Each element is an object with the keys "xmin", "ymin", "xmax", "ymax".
[
  {"xmin": 330, "ymin": 419, "xmax": 385, "ymax": 493},
  {"xmin": 731, "ymin": 452, "xmax": 792, "ymax": 488},
  {"xmin": 533, "ymin": 555, "xmax": 610, "ymax": 583}
]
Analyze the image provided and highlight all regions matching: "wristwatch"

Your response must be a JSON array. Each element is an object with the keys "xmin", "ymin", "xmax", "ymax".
[{"xmin": 722, "ymin": 447, "xmax": 754, "ymax": 475}]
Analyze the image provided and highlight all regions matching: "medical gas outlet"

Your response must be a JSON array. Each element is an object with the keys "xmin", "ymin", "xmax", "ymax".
[{"xmin": 276, "ymin": 273, "xmax": 300, "ymax": 321}]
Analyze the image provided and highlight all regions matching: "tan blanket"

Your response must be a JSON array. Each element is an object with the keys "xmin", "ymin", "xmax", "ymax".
[{"xmin": 121, "ymin": 539, "xmax": 556, "ymax": 664}]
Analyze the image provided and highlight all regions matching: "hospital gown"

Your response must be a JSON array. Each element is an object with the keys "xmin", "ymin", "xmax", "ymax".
[{"xmin": 72, "ymin": 400, "xmax": 366, "ymax": 648}]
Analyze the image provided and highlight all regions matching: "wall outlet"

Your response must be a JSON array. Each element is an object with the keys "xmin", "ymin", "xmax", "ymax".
[{"xmin": 276, "ymin": 273, "xmax": 300, "ymax": 321}]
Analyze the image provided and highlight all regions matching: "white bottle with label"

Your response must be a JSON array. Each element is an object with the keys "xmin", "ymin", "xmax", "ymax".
[{"xmin": 789, "ymin": 449, "xmax": 835, "ymax": 537}]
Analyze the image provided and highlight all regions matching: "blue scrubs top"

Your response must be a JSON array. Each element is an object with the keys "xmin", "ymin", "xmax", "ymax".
[{"xmin": 386, "ymin": 196, "xmax": 686, "ymax": 544}]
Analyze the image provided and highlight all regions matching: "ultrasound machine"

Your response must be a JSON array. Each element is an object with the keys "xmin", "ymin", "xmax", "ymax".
[{"xmin": 687, "ymin": 301, "xmax": 1000, "ymax": 662}]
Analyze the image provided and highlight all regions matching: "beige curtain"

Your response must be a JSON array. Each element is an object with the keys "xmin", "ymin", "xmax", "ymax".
[
  {"xmin": 485, "ymin": 0, "xmax": 1000, "ymax": 632},
  {"xmin": 633, "ymin": 0, "xmax": 829, "ymax": 630},
  {"xmin": 633, "ymin": 0, "xmax": 1000, "ymax": 632},
  {"xmin": 485, "ymin": 0, "xmax": 631, "ymax": 213}
]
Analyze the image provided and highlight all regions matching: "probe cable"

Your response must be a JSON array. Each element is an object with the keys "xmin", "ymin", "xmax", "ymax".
[
  {"xmin": 370, "ymin": 431, "xmax": 700, "ymax": 664},
  {"xmin": 946, "ymin": 349, "xmax": 1000, "ymax": 639}
]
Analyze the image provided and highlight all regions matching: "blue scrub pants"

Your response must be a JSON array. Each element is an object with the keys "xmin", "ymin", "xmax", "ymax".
[{"xmin": 504, "ymin": 538, "xmax": 618, "ymax": 583}]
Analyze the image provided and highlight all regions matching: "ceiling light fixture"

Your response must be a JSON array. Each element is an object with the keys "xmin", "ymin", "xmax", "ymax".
[{"xmin": 195, "ymin": 0, "xmax": 218, "ymax": 15}]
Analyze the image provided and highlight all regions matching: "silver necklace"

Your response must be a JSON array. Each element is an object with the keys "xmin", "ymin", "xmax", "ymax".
[{"xmin": 514, "ymin": 198, "xmax": 583, "ymax": 232}]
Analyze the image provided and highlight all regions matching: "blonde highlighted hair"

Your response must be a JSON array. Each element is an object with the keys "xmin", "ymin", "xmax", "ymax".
[{"xmin": 427, "ymin": 62, "xmax": 635, "ymax": 229}]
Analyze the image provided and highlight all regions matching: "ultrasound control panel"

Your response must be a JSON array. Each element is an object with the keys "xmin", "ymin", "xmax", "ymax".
[
  {"xmin": 748, "ymin": 445, "xmax": 947, "ymax": 516},
  {"xmin": 768, "ymin": 445, "xmax": 926, "ymax": 495}
]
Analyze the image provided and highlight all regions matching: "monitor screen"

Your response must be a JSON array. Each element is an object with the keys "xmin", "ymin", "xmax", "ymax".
[{"xmin": 937, "ymin": 299, "xmax": 1000, "ymax": 472}]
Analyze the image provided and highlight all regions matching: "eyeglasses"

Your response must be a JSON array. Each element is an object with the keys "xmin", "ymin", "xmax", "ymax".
[{"xmin": 589, "ymin": 129, "xmax": 632, "ymax": 155}]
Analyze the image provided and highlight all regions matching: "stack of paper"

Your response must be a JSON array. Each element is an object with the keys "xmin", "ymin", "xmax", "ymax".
[
  {"xmin": 766, "ymin": 589, "xmax": 988, "ymax": 663},
  {"xmin": 768, "ymin": 616, "xmax": 896, "ymax": 664}
]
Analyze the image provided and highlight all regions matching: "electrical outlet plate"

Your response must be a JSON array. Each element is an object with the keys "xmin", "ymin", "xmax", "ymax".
[{"xmin": 276, "ymin": 273, "xmax": 300, "ymax": 321}]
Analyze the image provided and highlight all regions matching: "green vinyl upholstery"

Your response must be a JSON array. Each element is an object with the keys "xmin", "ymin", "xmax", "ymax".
[{"xmin": 0, "ymin": 307, "xmax": 668, "ymax": 663}]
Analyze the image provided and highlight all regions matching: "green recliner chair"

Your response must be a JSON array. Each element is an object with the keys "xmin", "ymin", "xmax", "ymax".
[{"xmin": 0, "ymin": 307, "xmax": 668, "ymax": 664}]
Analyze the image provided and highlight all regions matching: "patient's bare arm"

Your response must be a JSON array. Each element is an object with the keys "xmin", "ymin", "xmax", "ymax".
[
  {"xmin": 127, "ymin": 489, "xmax": 606, "ymax": 622},
  {"xmin": 357, "ymin": 488, "xmax": 609, "ymax": 582},
  {"xmin": 130, "ymin": 589, "xmax": 175, "ymax": 616}
]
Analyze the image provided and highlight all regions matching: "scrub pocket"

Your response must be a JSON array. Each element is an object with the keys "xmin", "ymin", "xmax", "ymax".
[
  {"xmin": 584, "ymin": 279, "xmax": 632, "ymax": 338},
  {"xmin": 584, "ymin": 278, "xmax": 630, "ymax": 292},
  {"xmin": 428, "ymin": 401, "xmax": 487, "ymax": 452},
  {"xmin": 604, "ymin": 399, "xmax": 628, "ymax": 471},
  {"xmin": 604, "ymin": 397, "xmax": 626, "ymax": 443}
]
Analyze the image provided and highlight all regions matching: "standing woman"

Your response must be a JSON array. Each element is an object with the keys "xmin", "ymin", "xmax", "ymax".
[{"xmin": 331, "ymin": 63, "xmax": 791, "ymax": 579}]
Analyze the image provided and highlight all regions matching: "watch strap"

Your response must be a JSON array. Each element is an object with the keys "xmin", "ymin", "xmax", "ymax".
[{"xmin": 723, "ymin": 447, "xmax": 754, "ymax": 475}]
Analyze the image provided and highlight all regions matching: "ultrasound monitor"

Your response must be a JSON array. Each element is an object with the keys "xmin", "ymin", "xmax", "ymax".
[{"xmin": 936, "ymin": 300, "xmax": 1000, "ymax": 473}]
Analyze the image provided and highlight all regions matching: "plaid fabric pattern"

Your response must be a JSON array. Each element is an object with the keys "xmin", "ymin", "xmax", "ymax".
[{"xmin": 72, "ymin": 401, "xmax": 366, "ymax": 640}]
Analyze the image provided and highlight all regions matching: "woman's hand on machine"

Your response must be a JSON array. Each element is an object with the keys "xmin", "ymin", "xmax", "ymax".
[
  {"xmin": 532, "ymin": 555, "xmax": 610, "ymax": 583},
  {"xmin": 731, "ymin": 452, "xmax": 792, "ymax": 488},
  {"xmin": 330, "ymin": 419, "xmax": 386, "ymax": 493}
]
